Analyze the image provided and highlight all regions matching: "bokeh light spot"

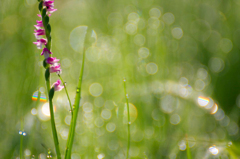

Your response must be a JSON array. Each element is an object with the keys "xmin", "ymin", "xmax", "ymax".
[
  {"xmin": 170, "ymin": 114, "xmax": 181, "ymax": 125},
  {"xmin": 31, "ymin": 108, "xmax": 37, "ymax": 116},
  {"xmin": 128, "ymin": 12, "xmax": 140, "ymax": 23},
  {"xmin": 70, "ymin": 26, "xmax": 97, "ymax": 53},
  {"xmin": 209, "ymin": 146, "xmax": 219, "ymax": 155},
  {"xmin": 220, "ymin": 38, "xmax": 233, "ymax": 53},
  {"xmin": 89, "ymin": 83, "xmax": 103, "ymax": 97},
  {"xmin": 146, "ymin": 62, "xmax": 158, "ymax": 75},
  {"xmin": 149, "ymin": 8, "xmax": 161, "ymax": 18},
  {"xmin": 209, "ymin": 57, "xmax": 225, "ymax": 73},
  {"xmin": 106, "ymin": 122, "xmax": 116, "ymax": 132},
  {"xmin": 125, "ymin": 23, "xmax": 138, "ymax": 35},
  {"xmin": 101, "ymin": 109, "xmax": 112, "ymax": 120},
  {"xmin": 197, "ymin": 96, "xmax": 209, "ymax": 107},
  {"xmin": 134, "ymin": 34, "xmax": 145, "ymax": 46},
  {"xmin": 86, "ymin": 46, "xmax": 101, "ymax": 62},
  {"xmin": 162, "ymin": 12, "xmax": 175, "ymax": 25},
  {"xmin": 138, "ymin": 47, "xmax": 150, "ymax": 58},
  {"xmin": 82, "ymin": 102, "xmax": 93, "ymax": 113},
  {"xmin": 171, "ymin": 27, "xmax": 183, "ymax": 39},
  {"xmin": 210, "ymin": 103, "xmax": 218, "ymax": 114}
]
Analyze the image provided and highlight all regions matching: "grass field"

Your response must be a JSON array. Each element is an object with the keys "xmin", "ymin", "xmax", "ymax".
[{"xmin": 1, "ymin": 0, "xmax": 240, "ymax": 158}]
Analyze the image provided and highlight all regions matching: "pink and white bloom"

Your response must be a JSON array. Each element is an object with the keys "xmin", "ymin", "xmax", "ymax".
[
  {"xmin": 34, "ymin": 29, "xmax": 45, "ymax": 39},
  {"xmin": 41, "ymin": 48, "xmax": 52, "ymax": 58},
  {"xmin": 52, "ymin": 80, "xmax": 64, "ymax": 91},
  {"xmin": 33, "ymin": 38, "xmax": 47, "ymax": 49},
  {"xmin": 49, "ymin": 63, "xmax": 61, "ymax": 73},
  {"xmin": 46, "ymin": 57, "xmax": 59, "ymax": 65},
  {"xmin": 34, "ymin": 20, "xmax": 44, "ymax": 29},
  {"xmin": 43, "ymin": 0, "xmax": 57, "ymax": 14}
]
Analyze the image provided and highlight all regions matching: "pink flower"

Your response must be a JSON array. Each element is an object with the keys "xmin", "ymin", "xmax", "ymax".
[
  {"xmin": 34, "ymin": 20, "xmax": 44, "ymax": 29},
  {"xmin": 34, "ymin": 29, "xmax": 45, "ymax": 39},
  {"xmin": 33, "ymin": 39, "xmax": 47, "ymax": 49},
  {"xmin": 52, "ymin": 80, "xmax": 64, "ymax": 91},
  {"xmin": 46, "ymin": 57, "xmax": 59, "ymax": 65},
  {"xmin": 41, "ymin": 48, "xmax": 52, "ymax": 58},
  {"xmin": 49, "ymin": 63, "xmax": 61, "ymax": 73},
  {"xmin": 43, "ymin": 0, "xmax": 57, "ymax": 14}
]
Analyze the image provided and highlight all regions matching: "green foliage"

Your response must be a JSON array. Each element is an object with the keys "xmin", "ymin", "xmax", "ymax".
[{"xmin": 1, "ymin": 0, "xmax": 240, "ymax": 158}]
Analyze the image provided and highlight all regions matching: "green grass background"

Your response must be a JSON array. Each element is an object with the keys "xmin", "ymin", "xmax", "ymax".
[{"xmin": 1, "ymin": 0, "xmax": 240, "ymax": 158}]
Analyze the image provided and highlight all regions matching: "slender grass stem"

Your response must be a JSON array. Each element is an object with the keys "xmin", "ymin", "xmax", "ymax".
[
  {"xmin": 58, "ymin": 74, "xmax": 73, "ymax": 116},
  {"xmin": 65, "ymin": 51, "xmax": 86, "ymax": 159},
  {"xmin": 186, "ymin": 134, "xmax": 192, "ymax": 159},
  {"xmin": 20, "ymin": 118, "xmax": 23, "ymax": 159},
  {"xmin": 123, "ymin": 78, "xmax": 130, "ymax": 159},
  {"xmin": 46, "ymin": 79, "xmax": 61, "ymax": 159}
]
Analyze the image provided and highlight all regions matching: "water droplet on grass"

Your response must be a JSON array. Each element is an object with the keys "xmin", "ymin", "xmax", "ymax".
[{"xmin": 22, "ymin": 131, "xmax": 27, "ymax": 136}]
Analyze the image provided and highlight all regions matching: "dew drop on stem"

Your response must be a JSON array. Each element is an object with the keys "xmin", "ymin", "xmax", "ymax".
[{"xmin": 22, "ymin": 131, "xmax": 27, "ymax": 136}]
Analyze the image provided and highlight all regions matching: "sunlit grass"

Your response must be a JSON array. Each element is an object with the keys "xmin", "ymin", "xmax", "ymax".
[{"xmin": 1, "ymin": 0, "xmax": 240, "ymax": 159}]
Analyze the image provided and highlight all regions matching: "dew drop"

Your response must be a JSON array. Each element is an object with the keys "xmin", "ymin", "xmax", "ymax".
[
  {"xmin": 76, "ymin": 88, "xmax": 80, "ymax": 93},
  {"xmin": 48, "ymin": 150, "xmax": 51, "ymax": 154},
  {"xmin": 64, "ymin": 82, "xmax": 67, "ymax": 85},
  {"xmin": 123, "ymin": 78, "xmax": 126, "ymax": 82},
  {"xmin": 19, "ymin": 130, "xmax": 23, "ymax": 135},
  {"xmin": 126, "ymin": 94, "xmax": 129, "ymax": 99},
  {"xmin": 128, "ymin": 122, "xmax": 131, "ymax": 125},
  {"xmin": 31, "ymin": 155, "xmax": 35, "ymax": 159},
  {"xmin": 228, "ymin": 141, "xmax": 232, "ymax": 147},
  {"xmin": 22, "ymin": 132, "xmax": 27, "ymax": 136},
  {"xmin": 73, "ymin": 105, "xmax": 76, "ymax": 109}
]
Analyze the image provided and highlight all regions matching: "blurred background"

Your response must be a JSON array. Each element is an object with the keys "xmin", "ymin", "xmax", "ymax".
[{"xmin": 1, "ymin": 0, "xmax": 240, "ymax": 158}]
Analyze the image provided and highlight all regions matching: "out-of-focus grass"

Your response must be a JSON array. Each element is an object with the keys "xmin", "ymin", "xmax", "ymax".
[{"xmin": 1, "ymin": 0, "xmax": 240, "ymax": 158}]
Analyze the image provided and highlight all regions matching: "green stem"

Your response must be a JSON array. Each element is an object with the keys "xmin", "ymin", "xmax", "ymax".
[
  {"xmin": 20, "ymin": 118, "xmax": 23, "ymax": 159},
  {"xmin": 46, "ymin": 79, "xmax": 61, "ymax": 159},
  {"xmin": 65, "ymin": 51, "xmax": 86, "ymax": 159},
  {"xmin": 186, "ymin": 135, "xmax": 192, "ymax": 159},
  {"xmin": 123, "ymin": 78, "xmax": 130, "ymax": 159},
  {"xmin": 58, "ymin": 74, "xmax": 73, "ymax": 115}
]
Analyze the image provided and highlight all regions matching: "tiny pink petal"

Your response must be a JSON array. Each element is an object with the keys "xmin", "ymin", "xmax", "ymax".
[
  {"xmin": 34, "ymin": 20, "xmax": 44, "ymax": 29},
  {"xmin": 46, "ymin": 57, "xmax": 60, "ymax": 65},
  {"xmin": 52, "ymin": 79, "xmax": 64, "ymax": 91},
  {"xmin": 41, "ymin": 48, "xmax": 52, "ymax": 58},
  {"xmin": 49, "ymin": 63, "xmax": 61, "ymax": 73},
  {"xmin": 33, "ymin": 39, "xmax": 47, "ymax": 49},
  {"xmin": 34, "ymin": 29, "xmax": 45, "ymax": 39}
]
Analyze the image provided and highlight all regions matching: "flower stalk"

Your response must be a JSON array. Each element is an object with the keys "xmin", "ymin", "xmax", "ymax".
[
  {"xmin": 33, "ymin": 1, "xmax": 61, "ymax": 159},
  {"xmin": 123, "ymin": 78, "xmax": 131, "ymax": 159}
]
